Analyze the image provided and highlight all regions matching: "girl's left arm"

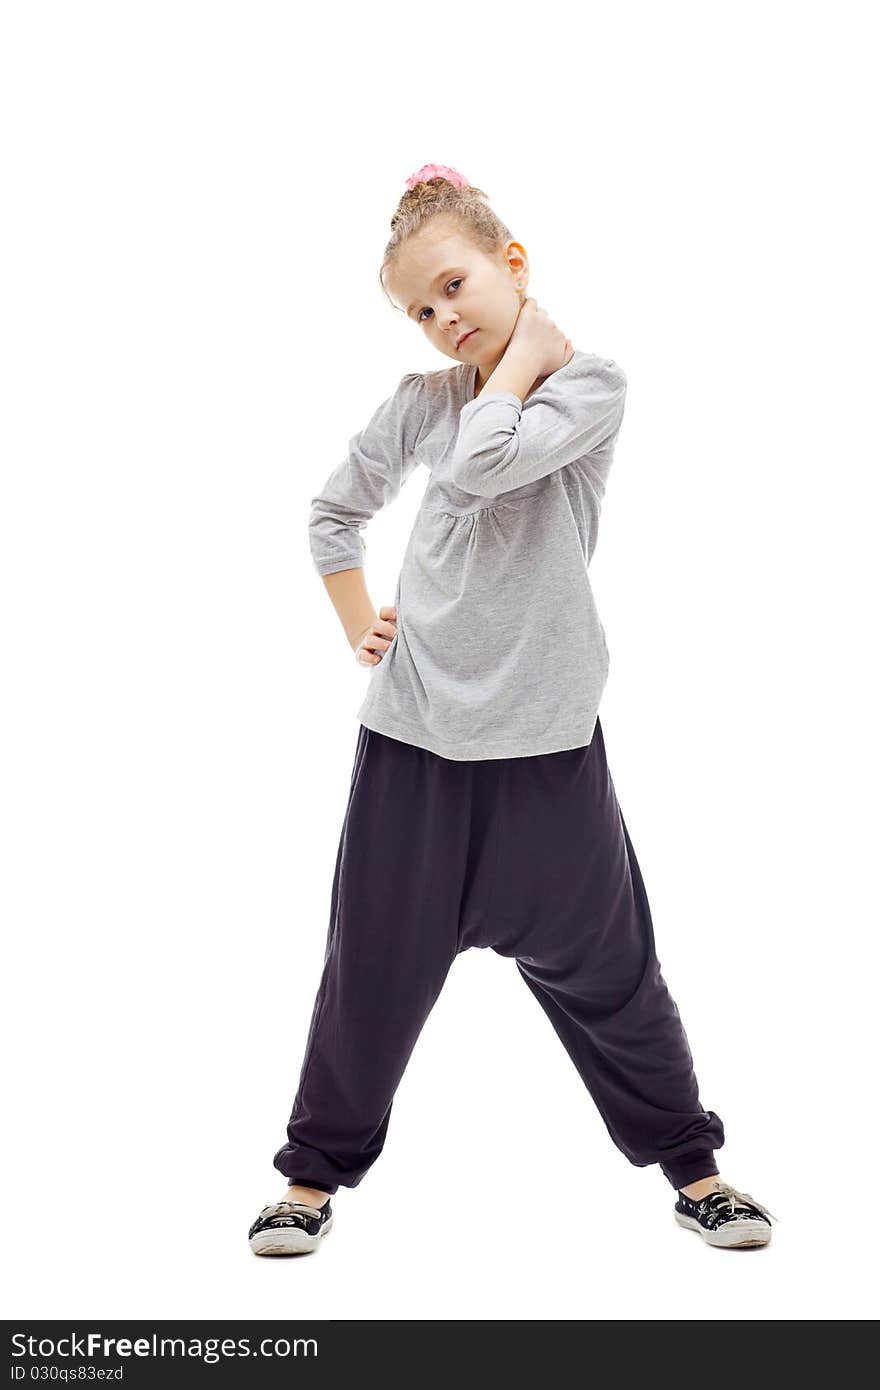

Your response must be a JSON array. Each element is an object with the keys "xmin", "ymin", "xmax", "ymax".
[{"xmin": 450, "ymin": 355, "xmax": 626, "ymax": 498}]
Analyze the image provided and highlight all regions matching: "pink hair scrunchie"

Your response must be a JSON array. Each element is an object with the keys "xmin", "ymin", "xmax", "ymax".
[{"xmin": 405, "ymin": 163, "xmax": 469, "ymax": 191}]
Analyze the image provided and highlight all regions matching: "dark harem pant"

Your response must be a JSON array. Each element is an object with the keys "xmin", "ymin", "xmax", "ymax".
[{"xmin": 273, "ymin": 719, "xmax": 724, "ymax": 1194}]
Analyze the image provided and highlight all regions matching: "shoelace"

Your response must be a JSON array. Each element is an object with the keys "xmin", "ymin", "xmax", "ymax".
[
  {"xmin": 260, "ymin": 1200, "xmax": 325, "ymax": 1222},
  {"xmin": 700, "ymin": 1182, "xmax": 778, "ymax": 1222}
]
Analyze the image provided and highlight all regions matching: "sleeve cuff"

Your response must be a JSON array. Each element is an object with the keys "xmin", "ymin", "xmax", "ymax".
[
  {"xmin": 461, "ymin": 390, "xmax": 523, "ymax": 412},
  {"xmin": 313, "ymin": 556, "xmax": 364, "ymax": 577}
]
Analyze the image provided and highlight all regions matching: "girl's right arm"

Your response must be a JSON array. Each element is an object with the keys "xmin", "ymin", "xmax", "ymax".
[
  {"xmin": 321, "ymin": 567, "xmax": 397, "ymax": 666},
  {"xmin": 308, "ymin": 370, "xmax": 426, "ymax": 666}
]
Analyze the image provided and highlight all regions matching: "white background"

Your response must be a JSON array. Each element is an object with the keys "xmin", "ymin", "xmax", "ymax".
[{"xmin": 2, "ymin": 0, "xmax": 878, "ymax": 1322}]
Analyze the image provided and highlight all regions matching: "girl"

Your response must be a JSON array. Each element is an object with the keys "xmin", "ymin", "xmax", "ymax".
[{"xmin": 248, "ymin": 164, "xmax": 776, "ymax": 1257}]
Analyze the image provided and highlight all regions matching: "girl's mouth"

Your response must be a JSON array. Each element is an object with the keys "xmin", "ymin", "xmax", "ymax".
[{"xmin": 457, "ymin": 329, "xmax": 478, "ymax": 349}]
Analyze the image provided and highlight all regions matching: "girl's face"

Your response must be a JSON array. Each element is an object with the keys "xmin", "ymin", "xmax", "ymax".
[{"xmin": 388, "ymin": 224, "xmax": 529, "ymax": 383}]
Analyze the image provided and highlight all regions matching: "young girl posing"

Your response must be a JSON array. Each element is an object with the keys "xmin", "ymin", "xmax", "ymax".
[{"xmin": 248, "ymin": 164, "xmax": 776, "ymax": 1256}]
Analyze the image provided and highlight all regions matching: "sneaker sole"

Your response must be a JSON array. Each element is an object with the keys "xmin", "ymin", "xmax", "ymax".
[
  {"xmin": 675, "ymin": 1211, "xmax": 771, "ymax": 1248},
  {"xmin": 250, "ymin": 1215, "xmax": 334, "ymax": 1256}
]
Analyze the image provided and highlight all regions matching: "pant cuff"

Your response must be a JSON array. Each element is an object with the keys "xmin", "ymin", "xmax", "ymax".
[
  {"xmin": 660, "ymin": 1149, "xmax": 719, "ymax": 1191},
  {"xmin": 280, "ymin": 1176, "xmax": 339, "ymax": 1194}
]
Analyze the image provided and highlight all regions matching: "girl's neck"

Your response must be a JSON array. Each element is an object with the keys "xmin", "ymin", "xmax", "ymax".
[{"xmin": 474, "ymin": 365, "xmax": 548, "ymax": 403}]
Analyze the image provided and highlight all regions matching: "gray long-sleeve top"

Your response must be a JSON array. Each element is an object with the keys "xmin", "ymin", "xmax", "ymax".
[{"xmin": 308, "ymin": 348, "xmax": 627, "ymax": 760}]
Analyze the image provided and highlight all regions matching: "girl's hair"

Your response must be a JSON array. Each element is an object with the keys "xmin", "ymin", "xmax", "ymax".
[{"xmin": 379, "ymin": 163, "xmax": 514, "ymax": 310}]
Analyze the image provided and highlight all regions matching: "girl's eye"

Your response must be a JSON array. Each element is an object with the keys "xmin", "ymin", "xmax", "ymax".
[{"xmin": 418, "ymin": 278, "xmax": 462, "ymax": 322}]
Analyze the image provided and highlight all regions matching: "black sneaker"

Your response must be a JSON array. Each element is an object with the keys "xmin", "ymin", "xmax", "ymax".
[
  {"xmin": 248, "ymin": 1198, "xmax": 333, "ymax": 1256},
  {"xmin": 674, "ymin": 1182, "xmax": 776, "ymax": 1248}
]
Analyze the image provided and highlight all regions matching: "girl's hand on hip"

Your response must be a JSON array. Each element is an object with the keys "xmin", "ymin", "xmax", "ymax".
[
  {"xmin": 507, "ymin": 297, "xmax": 574, "ymax": 379},
  {"xmin": 353, "ymin": 606, "xmax": 397, "ymax": 666}
]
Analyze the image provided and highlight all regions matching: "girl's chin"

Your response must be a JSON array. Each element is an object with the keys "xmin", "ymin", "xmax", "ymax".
[{"xmin": 462, "ymin": 330, "xmax": 494, "ymax": 357}]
